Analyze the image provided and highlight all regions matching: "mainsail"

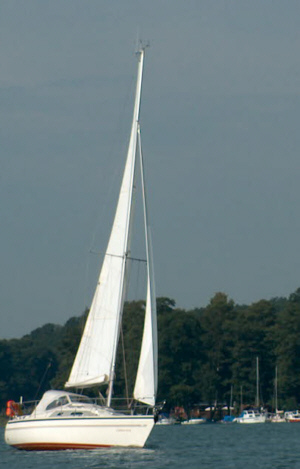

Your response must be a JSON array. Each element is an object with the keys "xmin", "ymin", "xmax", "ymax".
[{"xmin": 65, "ymin": 48, "xmax": 157, "ymax": 409}]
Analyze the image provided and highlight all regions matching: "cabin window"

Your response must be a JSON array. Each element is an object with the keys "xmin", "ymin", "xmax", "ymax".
[
  {"xmin": 69, "ymin": 395, "xmax": 92, "ymax": 404},
  {"xmin": 46, "ymin": 396, "xmax": 69, "ymax": 410}
]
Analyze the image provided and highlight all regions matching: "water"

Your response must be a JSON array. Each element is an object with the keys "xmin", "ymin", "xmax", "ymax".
[{"xmin": 1, "ymin": 423, "xmax": 300, "ymax": 469}]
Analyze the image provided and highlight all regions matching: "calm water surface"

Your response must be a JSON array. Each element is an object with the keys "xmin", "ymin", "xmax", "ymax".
[{"xmin": 1, "ymin": 423, "xmax": 300, "ymax": 469}]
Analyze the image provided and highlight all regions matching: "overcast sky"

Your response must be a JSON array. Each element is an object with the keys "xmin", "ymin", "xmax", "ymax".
[{"xmin": 1, "ymin": 1, "xmax": 300, "ymax": 338}]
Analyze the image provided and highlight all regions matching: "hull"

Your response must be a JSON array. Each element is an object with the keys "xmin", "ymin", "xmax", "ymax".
[
  {"xmin": 5, "ymin": 415, "xmax": 155, "ymax": 450},
  {"xmin": 270, "ymin": 414, "xmax": 285, "ymax": 423},
  {"xmin": 182, "ymin": 418, "xmax": 206, "ymax": 425},
  {"xmin": 237, "ymin": 417, "xmax": 266, "ymax": 424}
]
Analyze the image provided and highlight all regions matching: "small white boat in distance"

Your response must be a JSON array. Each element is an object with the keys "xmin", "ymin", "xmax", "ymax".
[
  {"xmin": 182, "ymin": 418, "xmax": 206, "ymax": 425},
  {"xmin": 236, "ymin": 410, "xmax": 266, "ymax": 424},
  {"xmin": 270, "ymin": 411, "xmax": 285, "ymax": 423},
  {"xmin": 156, "ymin": 414, "xmax": 177, "ymax": 425},
  {"xmin": 284, "ymin": 411, "xmax": 300, "ymax": 422},
  {"xmin": 270, "ymin": 367, "xmax": 285, "ymax": 422}
]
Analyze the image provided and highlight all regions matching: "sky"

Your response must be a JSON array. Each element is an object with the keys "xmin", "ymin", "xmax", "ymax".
[{"xmin": 1, "ymin": 1, "xmax": 300, "ymax": 338}]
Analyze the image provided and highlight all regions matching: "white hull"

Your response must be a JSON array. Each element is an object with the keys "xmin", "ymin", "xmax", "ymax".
[
  {"xmin": 270, "ymin": 412, "xmax": 285, "ymax": 423},
  {"xmin": 270, "ymin": 417, "xmax": 285, "ymax": 423},
  {"xmin": 237, "ymin": 419, "xmax": 265, "ymax": 424},
  {"xmin": 156, "ymin": 417, "xmax": 176, "ymax": 425},
  {"xmin": 182, "ymin": 418, "xmax": 206, "ymax": 425},
  {"xmin": 5, "ymin": 415, "xmax": 154, "ymax": 450}
]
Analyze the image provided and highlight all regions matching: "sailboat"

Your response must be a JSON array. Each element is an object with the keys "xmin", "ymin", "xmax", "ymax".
[
  {"xmin": 270, "ymin": 366, "xmax": 285, "ymax": 423},
  {"xmin": 236, "ymin": 358, "xmax": 266, "ymax": 424},
  {"xmin": 5, "ymin": 46, "xmax": 158, "ymax": 450}
]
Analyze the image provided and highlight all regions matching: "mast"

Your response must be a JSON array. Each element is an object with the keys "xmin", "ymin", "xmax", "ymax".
[
  {"xmin": 230, "ymin": 385, "xmax": 233, "ymax": 416},
  {"xmin": 240, "ymin": 385, "xmax": 243, "ymax": 413},
  {"xmin": 256, "ymin": 356, "xmax": 259, "ymax": 408},
  {"xmin": 275, "ymin": 365, "xmax": 278, "ymax": 413}
]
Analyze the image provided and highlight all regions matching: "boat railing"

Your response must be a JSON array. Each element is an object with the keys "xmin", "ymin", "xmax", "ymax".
[
  {"xmin": 7, "ymin": 399, "xmax": 39, "ymax": 418},
  {"xmin": 95, "ymin": 397, "xmax": 155, "ymax": 415},
  {"xmin": 8, "ymin": 396, "xmax": 158, "ymax": 418}
]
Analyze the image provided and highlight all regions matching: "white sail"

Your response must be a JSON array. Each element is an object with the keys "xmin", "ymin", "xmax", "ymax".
[
  {"xmin": 133, "ymin": 126, "xmax": 157, "ymax": 406},
  {"xmin": 65, "ymin": 50, "xmax": 145, "ymax": 390},
  {"xmin": 133, "ymin": 235, "xmax": 157, "ymax": 406}
]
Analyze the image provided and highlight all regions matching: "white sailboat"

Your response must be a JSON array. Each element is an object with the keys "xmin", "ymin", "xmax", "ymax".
[
  {"xmin": 236, "ymin": 358, "xmax": 266, "ymax": 424},
  {"xmin": 270, "ymin": 366, "xmax": 285, "ymax": 423},
  {"xmin": 5, "ymin": 46, "xmax": 158, "ymax": 450}
]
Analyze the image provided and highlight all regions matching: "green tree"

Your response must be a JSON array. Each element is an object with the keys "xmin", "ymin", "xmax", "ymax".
[
  {"xmin": 273, "ymin": 289, "xmax": 300, "ymax": 408},
  {"xmin": 198, "ymin": 292, "xmax": 235, "ymax": 406},
  {"xmin": 231, "ymin": 300, "xmax": 276, "ymax": 407}
]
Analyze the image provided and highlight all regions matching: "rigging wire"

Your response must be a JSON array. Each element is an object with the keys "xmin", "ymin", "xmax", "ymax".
[
  {"xmin": 120, "ymin": 326, "xmax": 130, "ymax": 407},
  {"xmin": 34, "ymin": 360, "xmax": 52, "ymax": 401}
]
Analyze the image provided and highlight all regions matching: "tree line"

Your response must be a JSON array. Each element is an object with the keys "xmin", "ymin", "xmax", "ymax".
[{"xmin": 1, "ymin": 288, "xmax": 300, "ymax": 415}]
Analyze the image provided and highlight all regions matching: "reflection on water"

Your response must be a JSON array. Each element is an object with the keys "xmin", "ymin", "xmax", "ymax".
[{"xmin": 2, "ymin": 423, "xmax": 300, "ymax": 469}]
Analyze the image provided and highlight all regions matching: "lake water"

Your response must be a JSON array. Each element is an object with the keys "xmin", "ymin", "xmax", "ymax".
[{"xmin": 1, "ymin": 422, "xmax": 300, "ymax": 469}]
